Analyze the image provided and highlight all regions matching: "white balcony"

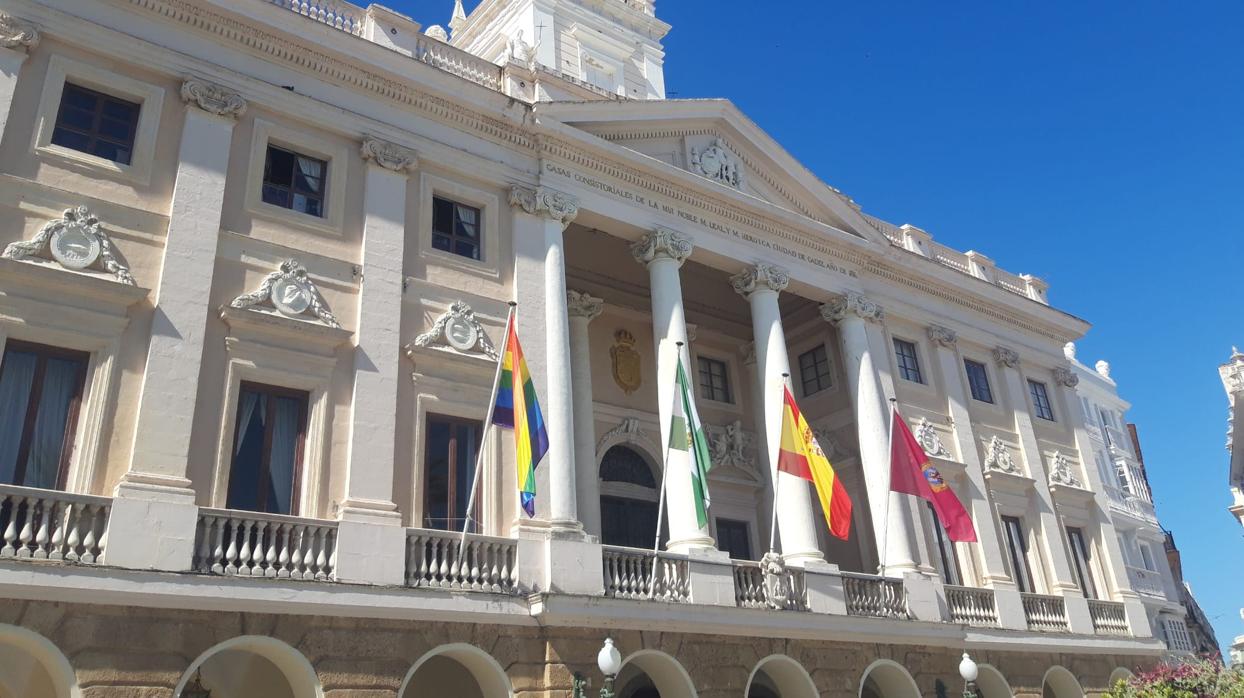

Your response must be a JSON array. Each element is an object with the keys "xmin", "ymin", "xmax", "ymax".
[
  {"xmin": 1126, "ymin": 565, "xmax": 1169, "ymax": 600},
  {"xmin": 0, "ymin": 485, "xmax": 110, "ymax": 564}
]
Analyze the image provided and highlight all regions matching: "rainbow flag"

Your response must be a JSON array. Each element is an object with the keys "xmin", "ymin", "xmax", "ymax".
[{"xmin": 492, "ymin": 316, "xmax": 549, "ymax": 517}]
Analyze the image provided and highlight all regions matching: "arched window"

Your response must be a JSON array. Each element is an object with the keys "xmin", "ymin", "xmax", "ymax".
[{"xmin": 599, "ymin": 445, "xmax": 664, "ymax": 549}]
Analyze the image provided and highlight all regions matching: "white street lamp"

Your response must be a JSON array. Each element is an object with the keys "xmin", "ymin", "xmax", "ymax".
[
  {"xmin": 574, "ymin": 638, "xmax": 623, "ymax": 698},
  {"xmin": 959, "ymin": 652, "xmax": 979, "ymax": 698}
]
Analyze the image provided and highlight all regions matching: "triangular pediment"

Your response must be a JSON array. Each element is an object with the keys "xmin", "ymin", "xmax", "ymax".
[{"xmin": 537, "ymin": 99, "xmax": 887, "ymax": 245}]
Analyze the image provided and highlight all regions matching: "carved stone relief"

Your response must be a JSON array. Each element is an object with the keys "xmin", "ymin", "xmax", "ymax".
[
  {"xmin": 412, "ymin": 301, "xmax": 498, "ymax": 359},
  {"xmin": 610, "ymin": 330, "xmax": 642, "ymax": 394},
  {"xmin": 915, "ymin": 418, "xmax": 951, "ymax": 458},
  {"xmin": 706, "ymin": 420, "xmax": 755, "ymax": 469},
  {"xmin": 230, "ymin": 259, "xmax": 340, "ymax": 327},
  {"xmin": 180, "ymin": 77, "xmax": 247, "ymax": 119},
  {"xmin": 2, "ymin": 206, "xmax": 135, "ymax": 285},
  {"xmin": 690, "ymin": 138, "xmax": 742, "ymax": 189},
  {"xmin": 1047, "ymin": 452, "xmax": 1082, "ymax": 488},
  {"xmin": 983, "ymin": 436, "xmax": 1019, "ymax": 474}
]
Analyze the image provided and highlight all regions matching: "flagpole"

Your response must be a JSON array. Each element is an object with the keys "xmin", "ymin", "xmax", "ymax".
[
  {"xmin": 458, "ymin": 302, "xmax": 516, "ymax": 563},
  {"xmin": 878, "ymin": 397, "xmax": 897, "ymax": 578},
  {"xmin": 767, "ymin": 372, "xmax": 790, "ymax": 554},
  {"xmin": 649, "ymin": 340, "xmax": 682, "ymax": 599}
]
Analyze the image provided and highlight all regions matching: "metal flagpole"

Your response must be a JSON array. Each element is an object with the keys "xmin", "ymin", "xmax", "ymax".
[
  {"xmin": 457, "ymin": 302, "xmax": 516, "ymax": 565},
  {"xmin": 649, "ymin": 341, "xmax": 682, "ymax": 599},
  {"xmin": 767, "ymin": 373, "xmax": 790, "ymax": 554},
  {"xmin": 878, "ymin": 397, "xmax": 897, "ymax": 577}
]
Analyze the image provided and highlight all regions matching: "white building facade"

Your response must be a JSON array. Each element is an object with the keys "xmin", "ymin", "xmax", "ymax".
[{"xmin": 0, "ymin": 0, "xmax": 1185, "ymax": 695}]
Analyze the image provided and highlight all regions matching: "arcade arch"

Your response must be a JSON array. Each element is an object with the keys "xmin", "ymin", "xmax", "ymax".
[
  {"xmin": 859, "ymin": 659, "xmax": 920, "ymax": 698},
  {"xmin": 615, "ymin": 649, "xmax": 697, "ymax": 698},
  {"xmin": 0, "ymin": 624, "xmax": 79, "ymax": 698},
  {"xmin": 746, "ymin": 655, "xmax": 817, "ymax": 698},
  {"xmin": 174, "ymin": 636, "xmax": 321, "ymax": 698},
  {"xmin": 1041, "ymin": 666, "xmax": 1085, "ymax": 698},
  {"xmin": 399, "ymin": 643, "xmax": 511, "ymax": 698}
]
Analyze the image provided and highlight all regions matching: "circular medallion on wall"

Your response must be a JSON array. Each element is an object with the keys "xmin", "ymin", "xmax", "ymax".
[
  {"xmin": 270, "ymin": 277, "xmax": 313, "ymax": 318},
  {"xmin": 445, "ymin": 315, "xmax": 479, "ymax": 352},
  {"xmin": 50, "ymin": 222, "xmax": 101, "ymax": 270}
]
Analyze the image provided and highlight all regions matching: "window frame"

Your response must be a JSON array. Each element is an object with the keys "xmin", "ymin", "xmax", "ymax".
[
  {"xmin": 49, "ymin": 82, "xmax": 142, "ymax": 167},
  {"xmin": 260, "ymin": 144, "xmax": 329, "ymax": 219},
  {"xmin": 225, "ymin": 381, "xmax": 309, "ymax": 516},
  {"xmin": 421, "ymin": 413, "xmax": 484, "ymax": 531},
  {"xmin": 417, "ymin": 173, "xmax": 501, "ymax": 278},
  {"xmin": 431, "ymin": 195, "xmax": 484, "ymax": 262},
  {"xmin": 1001, "ymin": 515, "xmax": 1036, "ymax": 593},
  {"xmin": 893, "ymin": 337, "xmax": 925, "ymax": 384},
  {"xmin": 926, "ymin": 501, "xmax": 963, "ymax": 586},
  {"xmin": 0, "ymin": 340, "xmax": 90, "ymax": 491},
  {"xmin": 1028, "ymin": 379, "xmax": 1055, "ymax": 421},
  {"xmin": 715, "ymin": 517, "xmax": 754, "ymax": 561},
  {"xmin": 964, "ymin": 359, "xmax": 995, "ymax": 404},
  {"xmin": 797, "ymin": 343, "xmax": 833, "ymax": 397},
  {"xmin": 244, "ymin": 118, "xmax": 350, "ymax": 236},
  {"xmin": 696, "ymin": 355, "xmax": 734, "ymax": 404},
  {"xmin": 1066, "ymin": 527, "xmax": 1098, "ymax": 599}
]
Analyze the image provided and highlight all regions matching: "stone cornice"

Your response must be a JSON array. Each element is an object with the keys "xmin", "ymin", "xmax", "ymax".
[
  {"xmin": 0, "ymin": 12, "xmax": 39, "ymax": 50},
  {"xmin": 820, "ymin": 292, "xmax": 884, "ymax": 325},
  {"xmin": 360, "ymin": 137, "xmax": 417, "ymax": 173},
  {"xmin": 631, "ymin": 227, "xmax": 693, "ymax": 267},
  {"xmin": 508, "ymin": 186, "xmax": 579, "ymax": 227},
  {"xmin": 730, "ymin": 263, "xmax": 790, "ymax": 298},
  {"xmin": 180, "ymin": 76, "xmax": 247, "ymax": 119}
]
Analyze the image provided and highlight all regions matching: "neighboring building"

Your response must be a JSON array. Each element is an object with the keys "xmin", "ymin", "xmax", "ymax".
[
  {"xmin": 0, "ymin": 0, "xmax": 1175, "ymax": 696},
  {"xmin": 1221, "ymin": 347, "xmax": 1244, "ymax": 529},
  {"xmin": 1163, "ymin": 532, "xmax": 1219, "ymax": 655}
]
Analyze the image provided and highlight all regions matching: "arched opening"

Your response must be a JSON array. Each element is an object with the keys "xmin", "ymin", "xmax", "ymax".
[
  {"xmin": 1041, "ymin": 666, "xmax": 1084, "ymax": 698},
  {"xmin": 859, "ymin": 659, "xmax": 919, "ymax": 698},
  {"xmin": 400, "ymin": 644, "xmax": 511, "ymax": 698},
  {"xmin": 974, "ymin": 665, "xmax": 1013, "ymax": 698},
  {"xmin": 614, "ymin": 650, "xmax": 696, "ymax": 698},
  {"xmin": 599, "ymin": 445, "xmax": 666, "ymax": 548},
  {"xmin": 0, "ymin": 624, "xmax": 79, "ymax": 698},
  {"xmin": 174, "ymin": 636, "xmax": 320, "ymax": 698},
  {"xmin": 1108, "ymin": 667, "xmax": 1134, "ymax": 690},
  {"xmin": 746, "ymin": 655, "xmax": 817, "ymax": 698}
]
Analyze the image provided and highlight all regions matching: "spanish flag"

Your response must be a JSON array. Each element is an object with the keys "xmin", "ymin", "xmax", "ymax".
[
  {"xmin": 491, "ymin": 315, "xmax": 549, "ymax": 518},
  {"xmin": 776, "ymin": 386, "xmax": 852, "ymax": 540}
]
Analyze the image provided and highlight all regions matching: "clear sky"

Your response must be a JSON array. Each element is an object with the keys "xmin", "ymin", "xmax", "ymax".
[{"xmin": 396, "ymin": 0, "xmax": 1244, "ymax": 651}]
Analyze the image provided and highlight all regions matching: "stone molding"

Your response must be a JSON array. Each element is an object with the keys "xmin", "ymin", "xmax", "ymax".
[
  {"xmin": 230, "ymin": 259, "xmax": 341, "ymax": 328},
  {"xmin": 690, "ymin": 137, "xmax": 742, "ymax": 189},
  {"xmin": 927, "ymin": 324, "xmax": 958, "ymax": 348},
  {"xmin": 179, "ymin": 77, "xmax": 247, "ymax": 119},
  {"xmin": 739, "ymin": 341, "xmax": 757, "ymax": 366},
  {"xmin": 2, "ymin": 206, "xmax": 135, "ymax": 285},
  {"xmin": 360, "ymin": 136, "xmax": 417, "ymax": 173},
  {"xmin": 508, "ymin": 185, "xmax": 579, "ymax": 227},
  {"xmin": 0, "ymin": 12, "xmax": 39, "ymax": 50},
  {"xmin": 993, "ymin": 346, "xmax": 1020, "ymax": 369},
  {"xmin": 820, "ymin": 292, "xmax": 884, "ymax": 325},
  {"xmin": 412, "ymin": 300, "xmax": 498, "ymax": 360},
  {"xmin": 631, "ymin": 227, "xmax": 693, "ymax": 267},
  {"xmin": 1053, "ymin": 367, "xmax": 1079, "ymax": 388},
  {"xmin": 566, "ymin": 289, "xmax": 604, "ymax": 321},
  {"xmin": 730, "ymin": 263, "xmax": 789, "ymax": 297}
]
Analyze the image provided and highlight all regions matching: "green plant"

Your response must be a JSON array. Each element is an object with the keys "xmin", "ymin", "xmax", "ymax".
[{"xmin": 1105, "ymin": 656, "xmax": 1244, "ymax": 698}]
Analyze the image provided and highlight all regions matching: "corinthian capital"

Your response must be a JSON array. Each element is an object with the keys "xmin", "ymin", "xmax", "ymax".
[
  {"xmin": 360, "ymin": 137, "xmax": 416, "ymax": 172},
  {"xmin": 631, "ymin": 227, "xmax": 693, "ymax": 267},
  {"xmin": 927, "ymin": 324, "xmax": 958, "ymax": 347},
  {"xmin": 566, "ymin": 289, "xmax": 604, "ymax": 321},
  {"xmin": 509, "ymin": 185, "xmax": 579, "ymax": 228},
  {"xmin": 0, "ymin": 13, "xmax": 39, "ymax": 51},
  {"xmin": 180, "ymin": 77, "xmax": 247, "ymax": 119},
  {"xmin": 993, "ymin": 346, "xmax": 1020, "ymax": 368},
  {"xmin": 1053, "ymin": 367, "xmax": 1079, "ymax": 388},
  {"xmin": 730, "ymin": 263, "xmax": 789, "ymax": 297},
  {"xmin": 820, "ymin": 292, "xmax": 884, "ymax": 324}
]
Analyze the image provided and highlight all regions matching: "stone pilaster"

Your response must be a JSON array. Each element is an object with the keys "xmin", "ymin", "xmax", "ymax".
[
  {"xmin": 0, "ymin": 13, "xmax": 38, "ymax": 143},
  {"xmin": 567, "ymin": 289, "xmax": 604, "ymax": 538}
]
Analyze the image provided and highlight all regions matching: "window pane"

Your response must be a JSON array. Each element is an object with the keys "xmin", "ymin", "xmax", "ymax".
[
  {"xmin": 600, "ymin": 446, "xmax": 655, "ymax": 488},
  {"xmin": 894, "ymin": 339, "xmax": 923, "ymax": 384},
  {"xmin": 20, "ymin": 357, "xmax": 82, "ymax": 490},
  {"xmin": 799, "ymin": 345, "xmax": 831, "ymax": 396},
  {"xmin": 265, "ymin": 395, "xmax": 304, "ymax": 516},
  {"xmin": 264, "ymin": 146, "xmax": 295, "ymax": 188},
  {"xmin": 0, "ymin": 351, "xmax": 38, "ymax": 485},
  {"xmin": 53, "ymin": 84, "xmax": 140, "ymax": 165},
  {"xmin": 61, "ymin": 85, "xmax": 97, "ymax": 111},
  {"xmin": 431, "ymin": 232, "xmax": 452, "ymax": 253},
  {"xmin": 1029, "ymin": 380, "xmax": 1054, "ymax": 421},
  {"xmin": 965, "ymin": 360, "xmax": 993, "ymax": 403},
  {"xmin": 432, "ymin": 197, "xmax": 455, "ymax": 236},
  {"xmin": 262, "ymin": 185, "xmax": 290, "ymax": 208},
  {"xmin": 226, "ymin": 385, "xmax": 307, "ymax": 515},
  {"xmin": 716, "ymin": 518, "xmax": 752, "ymax": 561},
  {"xmin": 57, "ymin": 106, "xmax": 95, "ymax": 131},
  {"xmin": 424, "ymin": 419, "xmax": 451, "ymax": 529},
  {"xmin": 453, "ymin": 422, "xmax": 480, "ymax": 530},
  {"xmin": 50, "ymin": 128, "xmax": 91, "ymax": 153},
  {"xmin": 431, "ymin": 197, "xmax": 484, "ymax": 261}
]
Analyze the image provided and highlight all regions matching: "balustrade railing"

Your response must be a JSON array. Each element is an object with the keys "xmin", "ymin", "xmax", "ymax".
[
  {"xmin": 267, "ymin": 0, "xmax": 364, "ymax": 35},
  {"xmin": 841, "ymin": 572, "xmax": 907, "ymax": 618},
  {"xmin": 602, "ymin": 546, "xmax": 689, "ymax": 602},
  {"xmin": 1021, "ymin": 592, "xmax": 1070, "ymax": 632},
  {"xmin": 945, "ymin": 585, "xmax": 999, "ymax": 627},
  {"xmin": 406, "ymin": 529, "xmax": 518, "ymax": 593},
  {"xmin": 195, "ymin": 509, "xmax": 337, "ymax": 580},
  {"xmin": 0, "ymin": 485, "xmax": 109, "ymax": 563},
  {"xmin": 412, "ymin": 35, "xmax": 503, "ymax": 91},
  {"xmin": 1126, "ymin": 565, "xmax": 1167, "ymax": 598},
  {"xmin": 732, "ymin": 561, "xmax": 808, "ymax": 611},
  {"xmin": 1088, "ymin": 599, "xmax": 1129, "ymax": 635}
]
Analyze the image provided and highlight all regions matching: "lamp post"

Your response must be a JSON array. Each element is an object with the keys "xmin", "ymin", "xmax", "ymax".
[
  {"xmin": 959, "ymin": 652, "xmax": 979, "ymax": 698},
  {"xmin": 574, "ymin": 638, "xmax": 623, "ymax": 698}
]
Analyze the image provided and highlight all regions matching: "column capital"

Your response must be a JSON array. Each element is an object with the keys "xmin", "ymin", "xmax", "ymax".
[
  {"xmin": 566, "ymin": 289, "xmax": 604, "ymax": 321},
  {"xmin": 739, "ymin": 341, "xmax": 757, "ymax": 366},
  {"xmin": 1053, "ymin": 366, "xmax": 1079, "ymax": 388},
  {"xmin": 993, "ymin": 346, "xmax": 1020, "ymax": 368},
  {"xmin": 731, "ymin": 263, "xmax": 789, "ymax": 297},
  {"xmin": 509, "ymin": 185, "xmax": 579, "ymax": 227},
  {"xmin": 926, "ymin": 324, "xmax": 958, "ymax": 347},
  {"xmin": 631, "ymin": 227, "xmax": 693, "ymax": 267},
  {"xmin": 0, "ymin": 13, "xmax": 39, "ymax": 52},
  {"xmin": 819, "ymin": 291, "xmax": 884, "ymax": 325},
  {"xmin": 180, "ymin": 77, "xmax": 247, "ymax": 119},
  {"xmin": 360, "ymin": 136, "xmax": 417, "ymax": 173}
]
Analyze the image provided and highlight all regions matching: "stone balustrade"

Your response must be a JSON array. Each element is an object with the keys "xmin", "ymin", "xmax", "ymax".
[
  {"xmin": 1021, "ymin": 592, "xmax": 1070, "ymax": 632},
  {"xmin": 841, "ymin": 572, "xmax": 908, "ymax": 619},
  {"xmin": 0, "ymin": 485, "xmax": 109, "ymax": 563},
  {"xmin": 1088, "ymin": 599, "xmax": 1129, "ymax": 635},
  {"xmin": 1125, "ymin": 565, "xmax": 1167, "ymax": 598},
  {"xmin": 602, "ymin": 545, "xmax": 690, "ymax": 602},
  {"xmin": 731, "ymin": 560, "xmax": 809, "ymax": 611},
  {"xmin": 267, "ymin": 0, "xmax": 364, "ymax": 35},
  {"xmin": 405, "ymin": 528, "xmax": 518, "ymax": 593},
  {"xmin": 945, "ymin": 584, "xmax": 999, "ymax": 627},
  {"xmin": 194, "ymin": 508, "xmax": 337, "ymax": 580}
]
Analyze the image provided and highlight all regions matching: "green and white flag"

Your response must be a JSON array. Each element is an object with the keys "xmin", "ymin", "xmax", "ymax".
[{"xmin": 670, "ymin": 359, "xmax": 713, "ymax": 528}]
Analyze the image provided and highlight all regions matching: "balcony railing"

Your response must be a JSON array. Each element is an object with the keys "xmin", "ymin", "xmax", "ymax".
[
  {"xmin": 0, "ymin": 485, "xmax": 110, "ymax": 563},
  {"xmin": 194, "ymin": 508, "xmax": 337, "ymax": 580},
  {"xmin": 1126, "ymin": 565, "xmax": 1167, "ymax": 598},
  {"xmin": 945, "ymin": 585, "xmax": 999, "ymax": 627},
  {"xmin": 1088, "ymin": 599, "xmax": 1129, "ymax": 635},
  {"xmin": 405, "ymin": 528, "xmax": 518, "ymax": 593},
  {"xmin": 1021, "ymin": 592, "xmax": 1070, "ymax": 632},
  {"xmin": 732, "ymin": 560, "xmax": 809, "ymax": 611},
  {"xmin": 842, "ymin": 572, "xmax": 908, "ymax": 618},
  {"xmin": 602, "ymin": 546, "xmax": 689, "ymax": 602},
  {"xmin": 267, "ymin": 0, "xmax": 364, "ymax": 35}
]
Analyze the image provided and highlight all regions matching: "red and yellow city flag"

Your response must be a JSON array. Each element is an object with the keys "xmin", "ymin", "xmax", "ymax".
[
  {"xmin": 890, "ymin": 406, "xmax": 976, "ymax": 542},
  {"xmin": 776, "ymin": 386, "xmax": 852, "ymax": 540}
]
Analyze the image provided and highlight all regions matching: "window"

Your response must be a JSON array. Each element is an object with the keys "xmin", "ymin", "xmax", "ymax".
[
  {"xmin": 1067, "ymin": 527, "xmax": 1098, "ymax": 599},
  {"xmin": 697, "ymin": 357, "xmax": 732, "ymax": 403},
  {"xmin": 262, "ymin": 145, "xmax": 327, "ymax": 218},
  {"xmin": 893, "ymin": 338, "xmax": 924, "ymax": 384},
  {"xmin": 599, "ymin": 445, "xmax": 663, "ymax": 549},
  {"xmin": 798, "ymin": 345, "xmax": 833, "ymax": 397},
  {"xmin": 1138, "ymin": 541, "xmax": 1156, "ymax": 571},
  {"xmin": 1029, "ymin": 380, "xmax": 1055, "ymax": 421},
  {"xmin": 226, "ymin": 383, "xmax": 308, "ymax": 516},
  {"xmin": 964, "ymin": 360, "xmax": 994, "ymax": 403},
  {"xmin": 423, "ymin": 415, "xmax": 482, "ymax": 531},
  {"xmin": 716, "ymin": 518, "xmax": 753, "ymax": 561},
  {"xmin": 927, "ymin": 502, "xmax": 962, "ymax": 585},
  {"xmin": 1001, "ymin": 515, "xmax": 1036, "ymax": 592},
  {"xmin": 50, "ymin": 83, "xmax": 140, "ymax": 165},
  {"xmin": 0, "ymin": 341, "xmax": 89, "ymax": 490},
  {"xmin": 431, "ymin": 197, "xmax": 482, "ymax": 261}
]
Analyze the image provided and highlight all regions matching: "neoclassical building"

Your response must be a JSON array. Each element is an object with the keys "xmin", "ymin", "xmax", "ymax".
[{"xmin": 0, "ymin": 0, "xmax": 1195, "ymax": 696}]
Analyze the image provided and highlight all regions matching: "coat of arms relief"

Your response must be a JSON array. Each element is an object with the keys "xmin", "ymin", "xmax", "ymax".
[{"xmin": 610, "ymin": 329, "xmax": 642, "ymax": 394}]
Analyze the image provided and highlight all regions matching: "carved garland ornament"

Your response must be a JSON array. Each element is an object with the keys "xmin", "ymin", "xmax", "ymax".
[
  {"xmin": 915, "ymin": 418, "xmax": 951, "ymax": 457},
  {"xmin": 180, "ymin": 77, "xmax": 247, "ymax": 118},
  {"xmin": 230, "ymin": 259, "xmax": 341, "ymax": 328},
  {"xmin": 0, "ymin": 13, "xmax": 39, "ymax": 50},
  {"xmin": 509, "ymin": 185, "xmax": 579, "ymax": 228},
  {"xmin": 360, "ymin": 136, "xmax": 416, "ymax": 172},
  {"xmin": 566, "ymin": 289, "xmax": 604, "ymax": 321},
  {"xmin": 1047, "ymin": 451, "xmax": 1082, "ymax": 488},
  {"xmin": 412, "ymin": 301, "xmax": 498, "ymax": 359},
  {"xmin": 983, "ymin": 436, "xmax": 1019, "ymax": 474},
  {"xmin": 2, "ymin": 206, "xmax": 135, "ymax": 285}
]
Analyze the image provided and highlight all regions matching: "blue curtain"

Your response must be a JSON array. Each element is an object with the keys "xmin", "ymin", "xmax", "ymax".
[
  {"xmin": 0, "ymin": 351, "xmax": 37, "ymax": 485},
  {"xmin": 267, "ymin": 395, "xmax": 301, "ymax": 515},
  {"xmin": 22, "ymin": 357, "xmax": 80, "ymax": 489}
]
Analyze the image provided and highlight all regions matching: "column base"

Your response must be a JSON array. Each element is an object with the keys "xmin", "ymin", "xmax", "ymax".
[
  {"xmin": 781, "ymin": 549, "xmax": 826, "ymax": 567},
  {"xmin": 666, "ymin": 534, "xmax": 715, "ymax": 555},
  {"xmin": 113, "ymin": 471, "xmax": 196, "ymax": 504},
  {"xmin": 338, "ymin": 497, "xmax": 402, "ymax": 526}
]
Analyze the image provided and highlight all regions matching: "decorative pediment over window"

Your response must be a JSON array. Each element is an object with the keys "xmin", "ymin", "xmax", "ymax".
[
  {"xmin": 411, "ymin": 301, "xmax": 498, "ymax": 360},
  {"xmin": 2, "ymin": 206, "xmax": 135, "ymax": 285},
  {"xmin": 229, "ymin": 259, "xmax": 341, "ymax": 328}
]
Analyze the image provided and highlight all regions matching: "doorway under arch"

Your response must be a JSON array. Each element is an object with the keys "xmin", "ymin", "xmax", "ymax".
[
  {"xmin": 174, "ymin": 636, "xmax": 321, "ymax": 698},
  {"xmin": 0, "ymin": 624, "xmax": 79, "ymax": 698},
  {"xmin": 975, "ymin": 665, "xmax": 1013, "ymax": 698},
  {"xmin": 400, "ymin": 643, "xmax": 511, "ymax": 698},
  {"xmin": 614, "ymin": 649, "xmax": 697, "ymax": 698},
  {"xmin": 746, "ymin": 655, "xmax": 817, "ymax": 698},
  {"xmin": 1108, "ymin": 667, "xmax": 1134, "ymax": 690},
  {"xmin": 1041, "ymin": 666, "xmax": 1084, "ymax": 698},
  {"xmin": 859, "ymin": 659, "xmax": 920, "ymax": 698},
  {"xmin": 599, "ymin": 444, "xmax": 666, "ymax": 548}
]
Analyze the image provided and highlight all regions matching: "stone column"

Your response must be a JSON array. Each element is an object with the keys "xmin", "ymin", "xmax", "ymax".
[
  {"xmin": 334, "ymin": 138, "xmax": 415, "ymax": 585},
  {"xmin": 567, "ymin": 289, "xmax": 603, "ymax": 538},
  {"xmin": 732, "ymin": 264, "xmax": 822, "ymax": 564},
  {"xmin": 0, "ymin": 14, "xmax": 38, "ymax": 143},
  {"xmin": 111, "ymin": 78, "xmax": 246, "ymax": 571},
  {"xmin": 633, "ymin": 228, "xmax": 713, "ymax": 552},
  {"xmin": 821, "ymin": 293, "xmax": 919, "ymax": 574}
]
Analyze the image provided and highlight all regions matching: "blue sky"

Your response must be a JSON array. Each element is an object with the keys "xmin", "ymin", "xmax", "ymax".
[{"xmin": 398, "ymin": 1, "xmax": 1244, "ymax": 650}]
